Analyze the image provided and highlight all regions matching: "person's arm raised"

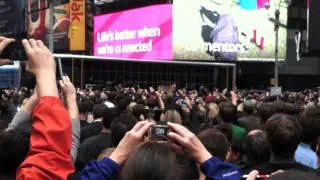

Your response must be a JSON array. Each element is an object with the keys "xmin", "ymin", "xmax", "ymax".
[
  {"xmin": 7, "ymin": 88, "xmax": 38, "ymax": 133},
  {"xmin": 17, "ymin": 39, "xmax": 74, "ymax": 180},
  {"xmin": 59, "ymin": 75, "xmax": 80, "ymax": 162},
  {"xmin": 22, "ymin": 39, "xmax": 58, "ymax": 97},
  {"xmin": 167, "ymin": 122, "xmax": 212, "ymax": 164},
  {"xmin": 80, "ymin": 121, "xmax": 154, "ymax": 180}
]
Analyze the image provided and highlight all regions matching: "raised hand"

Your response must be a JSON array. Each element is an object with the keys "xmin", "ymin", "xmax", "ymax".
[
  {"xmin": 167, "ymin": 122, "xmax": 212, "ymax": 164},
  {"xmin": 22, "ymin": 39, "xmax": 58, "ymax": 97},
  {"xmin": 109, "ymin": 121, "xmax": 154, "ymax": 165}
]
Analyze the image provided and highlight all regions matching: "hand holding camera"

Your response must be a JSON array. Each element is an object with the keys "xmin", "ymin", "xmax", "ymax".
[{"xmin": 0, "ymin": 37, "xmax": 15, "ymax": 65}]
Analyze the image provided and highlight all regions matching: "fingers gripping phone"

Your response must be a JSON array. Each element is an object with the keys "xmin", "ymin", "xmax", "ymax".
[
  {"xmin": 1, "ymin": 41, "xmax": 27, "ymax": 61},
  {"xmin": 0, "ymin": 33, "xmax": 28, "ymax": 61}
]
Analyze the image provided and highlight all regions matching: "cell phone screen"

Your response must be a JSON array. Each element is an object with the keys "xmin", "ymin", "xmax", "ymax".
[{"xmin": 1, "ymin": 41, "xmax": 27, "ymax": 61}]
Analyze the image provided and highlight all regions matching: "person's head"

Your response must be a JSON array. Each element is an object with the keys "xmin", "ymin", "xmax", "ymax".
[
  {"xmin": 163, "ymin": 109, "xmax": 182, "ymax": 124},
  {"xmin": 215, "ymin": 123, "xmax": 232, "ymax": 142},
  {"xmin": 121, "ymin": 142, "xmax": 182, "ymax": 180},
  {"xmin": 146, "ymin": 97, "xmax": 158, "ymax": 109},
  {"xmin": 128, "ymin": 102, "xmax": 137, "ymax": 113},
  {"xmin": 92, "ymin": 103, "xmax": 108, "ymax": 120},
  {"xmin": 219, "ymin": 101, "xmax": 236, "ymax": 123},
  {"xmin": 243, "ymin": 100, "xmax": 256, "ymax": 115},
  {"xmin": 102, "ymin": 108, "xmax": 119, "ymax": 130},
  {"xmin": 257, "ymin": 103, "xmax": 277, "ymax": 124},
  {"xmin": 197, "ymin": 128, "xmax": 229, "ymax": 160},
  {"xmin": 0, "ymin": 129, "xmax": 30, "ymax": 176},
  {"xmin": 110, "ymin": 113, "xmax": 137, "ymax": 146},
  {"xmin": 265, "ymin": 114, "xmax": 302, "ymax": 160},
  {"xmin": 299, "ymin": 105, "xmax": 320, "ymax": 144},
  {"xmin": 132, "ymin": 104, "xmax": 146, "ymax": 120},
  {"xmin": 78, "ymin": 102, "xmax": 90, "ymax": 116},
  {"xmin": 243, "ymin": 130, "xmax": 270, "ymax": 167},
  {"xmin": 206, "ymin": 103, "xmax": 219, "ymax": 124},
  {"xmin": 118, "ymin": 97, "xmax": 132, "ymax": 112}
]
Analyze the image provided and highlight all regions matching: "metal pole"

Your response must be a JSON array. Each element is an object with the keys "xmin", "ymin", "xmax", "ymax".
[
  {"xmin": 58, "ymin": 57, "xmax": 63, "ymax": 79},
  {"xmin": 48, "ymin": 0, "xmax": 54, "ymax": 52},
  {"xmin": 81, "ymin": 59, "xmax": 84, "ymax": 89},
  {"xmin": 226, "ymin": 67, "xmax": 229, "ymax": 89},
  {"xmin": 72, "ymin": 59, "xmax": 74, "ymax": 82},
  {"xmin": 274, "ymin": 9, "xmax": 280, "ymax": 87},
  {"xmin": 232, "ymin": 65, "xmax": 237, "ymax": 90}
]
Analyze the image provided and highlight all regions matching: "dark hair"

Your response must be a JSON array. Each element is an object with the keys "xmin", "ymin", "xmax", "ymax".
[
  {"xmin": 257, "ymin": 103, "xmax": 277, "ymax": 124},
  {"xmin": 110, "ymin": 113, "xmax": 137, "ymax": 146},
  {"xmin": 219, "ymin": 102, "xmax": 237, "ymax": 123},
  {"xmin": 132, "ymin": 104, "xmax": 145, "ymax": 120},
  {"xmin": 197, "ymin": 128, "xmax": 229, "ymax": 160},
  {"xmin": 265, "ymin": 114, "xmax": 302, "ymax": 159},
  {"xmin": 146, "ymin": 97, "xmax": 158, "ymax": 109},
  {"xmin": 102, "ymin": 108, "xmax": 119, "ymax": 129},
  {"xmin": 243, "ymin": 130, "xmax": 270, "ymax": 167},
  {"xmin": 118, "ymin": 97, "xmax": 132, "ymax": 112},
  {"xmin": 243, "ymin": 102, "xmax": 255, "ymax": 115},
  {"xmin": 0, "ymin": 129, "xmax": 30, "ymax": 176},
  {"xmin": 215, "ymin": 123, "xmax": 232, "ymax": 142},
  {"xmin": 78, "ymin": 101, "xmax": 91, "ymax": 114},
  {"xmin": 92, "ymin": 104, "xmax": 107, "ymax": 120},
  {"xmin": 121, "ymin": 142, "xmax": 182, "ymax": 180},
  {"xmin": 299, "ymin": 106, "xmax": 320, "ymax": 143},
  {"xmin": 268, "ymin": 170, "xmax": 319, "ymax": 180}
]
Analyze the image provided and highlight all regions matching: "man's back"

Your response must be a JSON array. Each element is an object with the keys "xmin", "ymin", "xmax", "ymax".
[
  {"xmin": 80, "ymin": 121, "xmax": 103, "ymax": 143},
  {"xmin": 76, "ymin": 132, "xmax": 111, "ymax": 171}
]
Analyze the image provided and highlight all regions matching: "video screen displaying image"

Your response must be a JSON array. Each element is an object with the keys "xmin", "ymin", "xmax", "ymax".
[{"xmin": 173, "ymin": 0, "xmax": 288, "ymax": 61}]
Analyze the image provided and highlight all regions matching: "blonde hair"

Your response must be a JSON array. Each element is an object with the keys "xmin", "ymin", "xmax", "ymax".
[
  {"xmin": 207, "ymin": 103, "xmax": 219, "ymax": 120},
  {"xmin": 164, "ymin": 109, "xmax": 182, "ymax": 124}
]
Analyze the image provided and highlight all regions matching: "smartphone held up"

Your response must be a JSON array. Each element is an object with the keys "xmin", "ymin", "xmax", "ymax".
[{"xmin": 1, "ymin": 41, "xmax": 27, "ymax": 61}]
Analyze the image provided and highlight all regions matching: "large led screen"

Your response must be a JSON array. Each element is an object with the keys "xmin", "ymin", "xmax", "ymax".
[
  {"xmin": 94, "ymin": 4, "xmax": 173, "ymax": 60},
  {"xmin": 173, "ymin": 0, "xmax": 288, "ymax": 61}
]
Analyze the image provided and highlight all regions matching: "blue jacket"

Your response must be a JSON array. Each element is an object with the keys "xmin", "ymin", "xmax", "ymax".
[{"xmin": 80, "ymin": 156, "xmax": 240, "ymax": 180}]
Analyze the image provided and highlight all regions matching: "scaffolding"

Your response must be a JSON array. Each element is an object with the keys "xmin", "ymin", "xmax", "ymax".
[{"xmin": 53, "ymin": 54, "xmax": 237, "ymax": 90}]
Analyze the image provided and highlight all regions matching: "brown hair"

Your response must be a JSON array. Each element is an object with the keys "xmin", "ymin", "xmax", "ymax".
[{"xmin": 121, "ymin": 142, "xmax": 182, "ymax": 180}]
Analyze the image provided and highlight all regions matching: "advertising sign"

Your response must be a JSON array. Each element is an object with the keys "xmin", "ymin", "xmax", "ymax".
[
  {"xmin": 0, "ymin": 0, "xmax": 25, "ymax": 35},
  {"xmin": 94, "ymin": 4, "xmax": 173, "ymax": 60},
  {"xmin": 173, "ymin": 0, "xmax": 288, "ymax": 61},
  {"xmin": 27, "ymin": 0, "xmax": 70, "ymax": 51},
  {"xmin": 70, "ymin": 0, "xmax": 85, "ymax": 51},
  {"xmin": 27, "ymin": 0, "xmax": 86, "ymax": 51}
]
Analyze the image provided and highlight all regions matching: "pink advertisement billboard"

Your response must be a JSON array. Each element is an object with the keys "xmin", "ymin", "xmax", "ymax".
[{"xmin": 94, "ymin": 4, "xmax": 173, "ymax": 60}]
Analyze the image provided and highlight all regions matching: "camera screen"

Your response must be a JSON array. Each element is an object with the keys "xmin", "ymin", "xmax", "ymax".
[{"xmin": 149, "ymin": 125, "xmax": 169, "ymax": 141}]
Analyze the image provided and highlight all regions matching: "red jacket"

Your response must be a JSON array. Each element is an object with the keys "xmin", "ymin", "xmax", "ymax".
[{"xmin": 16, "ymin": 97, "xmax": 75, "ymax": 180}]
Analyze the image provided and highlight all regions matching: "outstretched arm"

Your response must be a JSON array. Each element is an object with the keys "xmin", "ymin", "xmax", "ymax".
[{"xmin": 16, "ymin": 39, "xmax": 74, "ymax": 180}]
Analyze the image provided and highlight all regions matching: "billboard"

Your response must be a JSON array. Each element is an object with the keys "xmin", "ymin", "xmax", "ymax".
[
  {"xmin": 70, "ymin": 0, "xmax": 86, "ymax": 51},
  {"xmin": 27, "ymin": 0, "xmax": 85, "ymax": 51},
  {"xmin": 0, "ymin": 0, "xmax": 25, "ymax": 35},
  {"xmin": 94, "ymin": 4, "xmax": 173, "ymax": 60},
  {"xmin": 173, "ymin": 0, "xmax": 288, "ymax": 61}
]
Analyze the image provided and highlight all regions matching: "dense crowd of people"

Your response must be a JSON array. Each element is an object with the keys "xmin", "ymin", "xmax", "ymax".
[{"xmin": 0, "ymin": 37, "xmax": 320, "ymax": 180}]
